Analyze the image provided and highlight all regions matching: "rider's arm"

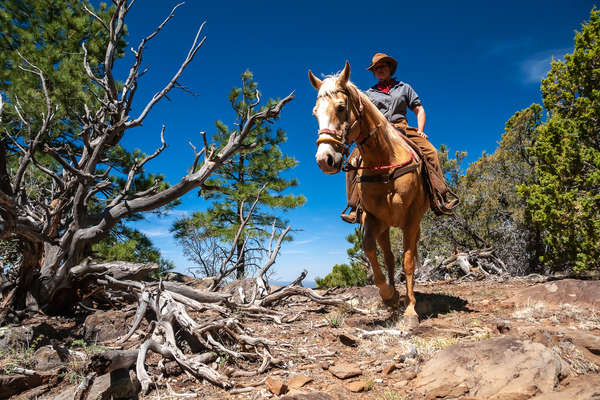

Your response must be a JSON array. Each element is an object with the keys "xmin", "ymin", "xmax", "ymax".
[{"xmin": 411, "ymin": 105, "xmax": 427, "ymax": 138}]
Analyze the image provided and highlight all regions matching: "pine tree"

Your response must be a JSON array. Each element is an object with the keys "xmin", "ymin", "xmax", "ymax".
[
  {"xmin": 0, "ymin": 0, "xmax": 173, "ymax": 271},
  {"xmin": 519, "ymin": 9, "xmax": 600, "ymax": 272},
  {"xmin": 172, "ymin": 71, "xmax": 305, "ymax": 279}
]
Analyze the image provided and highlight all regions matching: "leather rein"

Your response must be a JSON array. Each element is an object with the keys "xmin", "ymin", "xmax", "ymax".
[{"xmin": 315, "ymin": 88, "xmax": 419, "ymax": 183}]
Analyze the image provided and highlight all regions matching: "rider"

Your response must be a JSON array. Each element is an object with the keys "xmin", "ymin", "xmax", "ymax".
[{"xmin": 341, "ymin": 52, "xmax": 459, "ymax": 223}]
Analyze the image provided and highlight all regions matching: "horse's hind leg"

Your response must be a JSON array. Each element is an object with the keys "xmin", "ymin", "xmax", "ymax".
[
  {"xmin": 402, "ymin": 222, "xmax": 420, "ymax": 329},
  {"xmin": 363, "ymin": 214, "xmax": 397, "ymax": 305},
  {"xmin": 377, "ymin": 228, "xmax": 399, "ymax": 307}
]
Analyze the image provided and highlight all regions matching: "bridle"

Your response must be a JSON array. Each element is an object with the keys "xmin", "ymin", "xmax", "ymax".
[
  {"xmin": 315, "ymin": 88, "xmax": 367, "ymax": 156},
  {"xmin": 315, "ymin": 87, "xmax": 417, "ymax": 178}
]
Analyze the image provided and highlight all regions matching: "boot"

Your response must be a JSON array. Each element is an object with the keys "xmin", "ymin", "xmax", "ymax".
[{"xmin": 439, "ymin": 190, "xmax": 460, "ymax": 215}]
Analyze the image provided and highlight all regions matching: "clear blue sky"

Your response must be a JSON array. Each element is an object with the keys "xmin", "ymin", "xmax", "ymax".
[{"xmin": 107, "ymin": 0, "xmax": 597, "ymax": 283}]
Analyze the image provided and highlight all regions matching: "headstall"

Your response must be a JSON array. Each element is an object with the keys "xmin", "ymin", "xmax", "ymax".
[{"xmin": 315, "ymin": 88, "xmax": 365, "ymax": 155}]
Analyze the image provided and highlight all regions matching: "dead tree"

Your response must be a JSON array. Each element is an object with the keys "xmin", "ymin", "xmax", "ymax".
[{"xmin": 0, "ymin": 0, "xmax": 294, "ymax": 312}]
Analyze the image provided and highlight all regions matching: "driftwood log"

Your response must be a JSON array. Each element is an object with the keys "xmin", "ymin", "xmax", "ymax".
[{"xmin": 416, "ymin": 248, "xmax": 508, "ymax": 282}]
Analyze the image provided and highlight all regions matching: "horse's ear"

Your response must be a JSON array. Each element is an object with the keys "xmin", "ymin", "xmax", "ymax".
[
  {"xmin": 337, "ymin": 61, "xmax": 350, "ymax": 87},
  {"xmin": 308, "ymin": 70, "xmax": 322, "ymax": 90}
]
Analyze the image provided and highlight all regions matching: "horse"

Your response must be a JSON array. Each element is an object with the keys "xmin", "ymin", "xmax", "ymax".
[{"xmin": 308, "ymin": 61, "xmax": 429, "ymax": 328}]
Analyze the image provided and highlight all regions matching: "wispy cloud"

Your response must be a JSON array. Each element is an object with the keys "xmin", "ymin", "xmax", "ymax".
[
  {"xmin": 140, "ymin": 228, "xmax": 172, "ymax": 238},
  {"xmin": 520, "ymin": 48, "xmax": 570, "ymax": 84},
  {"xmin": 485, "ymin": 38, "xmax": 532, "ymax": 57},
  {"xmin": 281, "ymin": 249, "xmax": 307, "ymax": 255},
  {"xmin": 291, "ymin": 239, "xmax": 316, "ymax": 246}
]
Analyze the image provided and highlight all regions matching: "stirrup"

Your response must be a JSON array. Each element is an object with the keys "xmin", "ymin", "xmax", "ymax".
[
  {"xmin": 340, "ymin": 205, "xmax": 360, "ymax": 224},
  {"xmin": 438, "ymin": 191, "xmax": 460, "ymax": 215}
]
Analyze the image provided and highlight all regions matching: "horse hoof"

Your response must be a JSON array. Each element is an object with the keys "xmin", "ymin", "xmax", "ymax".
[
  {"xmin": 382, "ymin": 290, "xmax": 400, "ymax": 308},
  {"xmin": 403, "ymin": 315, "xmax": 419, "ymax": 330}
]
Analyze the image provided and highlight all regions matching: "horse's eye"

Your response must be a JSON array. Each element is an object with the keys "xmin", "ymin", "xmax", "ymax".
[{"xmin": 336, "ymin": 105, "xmax": 345, "ymax": 112}]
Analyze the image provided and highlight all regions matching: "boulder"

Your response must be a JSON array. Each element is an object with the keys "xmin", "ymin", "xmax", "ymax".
[
  {"xmin": 33, "ymin": 346, "xmax": 66, "ymax": 371},
  {"xmin": 83, "ymin": 310, "xmax": 131, "ymax": 343},
  {"xmin": 511, "ymin": 279, "xmax": 600, "ymax": 309},
  {"xmin": 414, "ymin": 337, "xmax": 568, "ymax": 399},
  {"xmin": 0, "ymin": 322, "xmax": 55, "ymax": 351}
]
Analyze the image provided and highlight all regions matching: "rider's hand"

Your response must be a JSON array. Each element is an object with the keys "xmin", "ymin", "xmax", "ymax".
[{"xmin": 417, "ymin": 130, "xmax": 428, "ymax": 139}]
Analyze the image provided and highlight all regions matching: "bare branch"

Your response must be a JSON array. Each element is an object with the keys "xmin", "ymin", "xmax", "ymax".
[
  {"xmin": 83, "ymin": 5, "xmax": 110, "ymax": 32},
  {"xmin": 127, "ymin": 21, "xmax": 206, "ymax": 128}
]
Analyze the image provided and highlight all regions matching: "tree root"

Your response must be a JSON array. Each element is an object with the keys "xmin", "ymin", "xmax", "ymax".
[{"xmin": 91, "ymin": 268, "xmax": 352, "ymax": 396}]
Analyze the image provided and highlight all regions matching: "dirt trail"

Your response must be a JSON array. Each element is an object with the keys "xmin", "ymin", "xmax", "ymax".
[{"xmin": 3, "ymin": 276, "xmax": 599, "ymax": 399}]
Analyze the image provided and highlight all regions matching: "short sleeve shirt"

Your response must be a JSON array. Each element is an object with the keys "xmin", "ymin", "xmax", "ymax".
[{"xmin": 365, "ymin": 80, "xmax": 422, "ymax": 123}]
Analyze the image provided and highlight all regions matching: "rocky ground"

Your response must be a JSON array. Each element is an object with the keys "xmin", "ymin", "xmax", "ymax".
[{"xmin": 1, "ymin": 276, "xmax": 599, "ymax": 399}]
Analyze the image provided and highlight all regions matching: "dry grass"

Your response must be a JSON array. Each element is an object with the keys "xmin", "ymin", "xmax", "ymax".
[{"xmin": 411, "ymin": 335, "xmax": 459, "ymax": 356}]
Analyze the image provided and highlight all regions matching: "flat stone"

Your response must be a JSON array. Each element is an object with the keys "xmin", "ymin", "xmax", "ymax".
[
  {"xmin": 346, "ymin": 380, "xmax": 365, "ymax": 392},
  {"xmin": 265, "ymin": 376, "xmax": 288, "ymax": 395},
  {"xmin": 329, "ymin": 363, "xmax": 361, "ymax": 379},
  {"xmin": 288, "ymin": 374, "xmax": 313, "ymax": 389},
  {"xmin": 337, "ymin": 333, "xmax": 358, "ymax": 347},
  {"xmin": 280, "ymin": 392, "xmax": 334, "ymax": 400},
  {"xmin": 531, "ymin": 375, "xmax": 600, "ymax": 399}
]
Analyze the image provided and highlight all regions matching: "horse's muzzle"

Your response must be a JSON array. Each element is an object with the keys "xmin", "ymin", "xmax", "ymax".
[{"xmin": 316, "ymin": 144, "xmax": 343, "ymax": 174}]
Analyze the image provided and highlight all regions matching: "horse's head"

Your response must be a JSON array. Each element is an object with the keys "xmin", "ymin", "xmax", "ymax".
[{"xmin": 309, "ymin": 62, "xmax": 363, "ymax": 174}]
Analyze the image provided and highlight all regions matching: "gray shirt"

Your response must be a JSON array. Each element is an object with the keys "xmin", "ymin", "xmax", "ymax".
[{"xmin": 365, "ymin": 80, "xmax": 422, "ymax": 123}]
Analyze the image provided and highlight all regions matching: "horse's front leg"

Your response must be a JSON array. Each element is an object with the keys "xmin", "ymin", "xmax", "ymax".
[
  {"xmin": 402, "ymin": 223, "xmax": 420, "ymax": 329},
  {"xmin": 363, "ymin": 213, "xmax": 397, "ymax": 305},
  {"xmin": 377, "ymin": 228, "xmax": 400, "ymax": 307}
]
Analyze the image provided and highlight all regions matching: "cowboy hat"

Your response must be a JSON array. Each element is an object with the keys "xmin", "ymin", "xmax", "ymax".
[{"xmin": 366, "ymin": 53, "xmax": 398, "ymax": 75}]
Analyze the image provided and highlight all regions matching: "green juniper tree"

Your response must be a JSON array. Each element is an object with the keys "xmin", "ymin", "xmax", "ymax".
[
  {"xmin": 519, "ymin": 9, "xmax": 600, "ymax": 272},
  {"xmin": 172, "ymin": 71, "xmax": 305, "ymax": 279},
  {"xmin": 315, "ymin": 228, "xmax": 370, "ymax": 288}
]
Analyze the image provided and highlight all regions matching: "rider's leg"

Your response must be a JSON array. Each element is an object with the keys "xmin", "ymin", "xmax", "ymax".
[
  {"xmin": 341, "ymin": 148, "xmax": 361, "ymax": 224},
  {"xmin": 402, "ymin": 127, "xmax": 459, "ymax": 214}
]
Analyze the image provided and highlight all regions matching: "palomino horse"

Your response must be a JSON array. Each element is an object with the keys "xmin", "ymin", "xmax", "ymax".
[{"xmin": 309, "ymin": 62, "xmax": 429, "ymax": 328}]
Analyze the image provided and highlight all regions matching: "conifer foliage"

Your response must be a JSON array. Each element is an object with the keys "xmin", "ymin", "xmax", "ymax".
[
  {"xmin": 172, "ymin": 71, "xmax": 305, "ymax": 279},
  {"xmin": 519, "ymin": 9, "xmax": 600, "ymax": 272}
]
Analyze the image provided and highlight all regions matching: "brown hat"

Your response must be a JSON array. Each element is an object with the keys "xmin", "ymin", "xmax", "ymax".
[{"xmin": 366, "ymin": 53, "xmax": 398, "ymax": 75}]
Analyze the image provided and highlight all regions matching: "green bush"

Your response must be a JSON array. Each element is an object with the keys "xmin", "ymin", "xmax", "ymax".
[{"xmin": 315, "ymin": 263, "xmax": 369, "ymax": 288}]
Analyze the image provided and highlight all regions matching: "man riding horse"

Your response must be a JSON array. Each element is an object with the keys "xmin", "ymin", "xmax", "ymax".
[{"xmin": 341, "ymin": 53, "xmax": 458, "ymax": 223}]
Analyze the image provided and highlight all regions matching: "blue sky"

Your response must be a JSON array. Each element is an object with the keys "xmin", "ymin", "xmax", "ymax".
[{"xmin": 108, "ymin": 0, "xmax": 597, "ymax": 283}]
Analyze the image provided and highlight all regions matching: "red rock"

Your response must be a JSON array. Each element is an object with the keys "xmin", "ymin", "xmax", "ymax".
[
  {"xmin": 265, "ymin": 376, "xmax": 288, "ymax": 395},
  {"xmin": 346, "ymin": 380, "xmax": 365, "ymax": 392},
  {"xmin": 382, "ymin": 363, "xmax": 397, "ymax": 375},
  {"xmin": 329, "ymin": 363, "xmax": 362, "ymax": 379},
  {"xmin": 288, "ymin": 374, "xmax": 313, "ymax": 389}
]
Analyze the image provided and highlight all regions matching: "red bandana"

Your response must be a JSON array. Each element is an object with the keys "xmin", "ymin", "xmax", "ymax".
[{"xmin": 376, "ymin": 79, "xmax": 396, "ymax": 93}]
